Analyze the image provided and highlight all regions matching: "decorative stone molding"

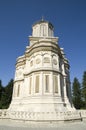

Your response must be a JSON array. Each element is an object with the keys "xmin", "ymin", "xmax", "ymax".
[
  {"xmin": 43, "ymin": 57, "xmax": 50, "ymax": 63},
  {"xmin": 53, "ymin": 59, "xmax": 57, "ymax": 65},
  {"xmin": 1, "ymin": 109, "xmax": 85, "ymax": 121},
  {"xmin": 30, "ymin": 60, "xmax": 33, "ymax": 66},
  {"xmin": 36, "ymin": 58, "xmax": 41, "ymax": 64},
  {"xmin": 25, "ymin": 41, "xmax": 62, "ymax": 58}
]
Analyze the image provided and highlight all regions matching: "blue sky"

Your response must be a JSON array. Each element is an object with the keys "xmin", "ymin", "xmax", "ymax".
[{"xmin": 0, "ymin": 0, "xmax": 86, "ymax": 86}]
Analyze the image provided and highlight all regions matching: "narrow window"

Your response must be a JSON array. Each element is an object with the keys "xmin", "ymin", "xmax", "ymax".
[
  {"xmin": 40, "ymin": 24, "xmax": 46, "ymax": 36},
  {"xmin": 30, "ymin": 60, "xmax": 33, "ymax": 67},
  {"xmin": 17, "ymin": 85, "xmax": 20, "ymax": 97},
  {"xmin": 13, "ymin": 85, "xmax": 16, "ymax": 97},
  {"xmin": 45, "ymin": 75, "xmax": 49, "ymax": 92},
  {"xmin": 35, "ymin": 75, "xmax": 39, "ymax": 93},
  {"xmin": 66, "ymin": 80, "xmax": 69, "ymax": 98},
  {"xmin": 29, "ymin": 77, "xmax": 32, "ymax": 94},
  {"xmin": 60, "ymin": 75, "xmax": 64, "ymax": 98},
  {"xmin": 54, "ymin": 75, "xmax": 58, "ymax": 93}
]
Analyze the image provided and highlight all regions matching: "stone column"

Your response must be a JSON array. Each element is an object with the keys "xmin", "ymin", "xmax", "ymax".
[
  {"xmin": 51, "ymin": 72, "xmax": 53, "ymax": 95},
  {"xmin": 57, "ymin": 74, "xmax": 62, "ymax": 97},
  {"xmin": 40, "ymin": 72, "xmax": 43, "ymax": 95},
  {"xmin": 32, "ymin": 73, "xmax": 34, "ymax": 96},
  {"xmin": 12, "ymin": 83, "xmax": 16, "ymax": 98},
  {"xmin": 63, "ymin": 76, "xmax": 70, "ymax": 104}
]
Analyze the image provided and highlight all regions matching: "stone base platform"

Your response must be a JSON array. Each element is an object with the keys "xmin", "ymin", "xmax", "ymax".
[
  {"xmin": 0, "ymin": 109, "xmax": 84, "ymax": 122},
  {"xmin": 0, "ymin": 119, "xmax": 86, "ymax": 130}
]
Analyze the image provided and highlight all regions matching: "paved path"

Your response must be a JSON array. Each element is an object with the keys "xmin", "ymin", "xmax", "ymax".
[{"xmin": 0, "ymin": 120, "xmax": 86, "ymax": 130}]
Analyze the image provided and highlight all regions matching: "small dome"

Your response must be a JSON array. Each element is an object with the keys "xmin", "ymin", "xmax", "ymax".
[
  {"xmin": 32, "ymin": 19, "xmax": 54, "ymax": 29},
  {"xmin": 32, "ymin": 18, "xmax": 54, "ymax": 37}
]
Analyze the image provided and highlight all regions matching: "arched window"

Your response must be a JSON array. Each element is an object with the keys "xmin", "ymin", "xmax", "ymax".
[
  {"xmin": 53, "ymin": 75, "xmax": 58, "ymax": 93},
  {"xmin": 29, "ymin": 77, "xmax": 32, "ymax": 94},
  {"xmin": 17, "ymin": 85, "xmax": 20, "ymax": 97},
  {"xmin": 53, "ymin": 59, "xmax": 57, "ymax": 65},
  {"xmin": 66, "ymin": 80, "xmax": 69, "ymax": 98},
  {"xmin": 35, "ymin": 75, "xmax": 39, "ymax": 93},
  {"xmin": 45, "ymin": 75, "xmax": 49, "ymax": 92},
  {"xmin": 40, "ymin": 24, "xmax": 46, "ymax": 37},
  {"xmin": 30, "ymin": 60, "xmax": 33, "ymax": 67}
]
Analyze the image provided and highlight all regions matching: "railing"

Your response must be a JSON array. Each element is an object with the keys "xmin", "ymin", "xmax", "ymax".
[
  {"xmin": 1, "ymin": 110, "xmax": 86, "ymax": 121},
  {"xmin": 0, "ymin": 110, "xmax": 8, "ymax": 119},
  {"xmin": 78, "ymin": 110, "xmax": 86, "ymax": 120}
]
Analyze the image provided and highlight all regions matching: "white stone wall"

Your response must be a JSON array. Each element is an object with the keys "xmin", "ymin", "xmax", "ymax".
[
  {"xmin": 12, "ymin": 50, "xmax": 67, "ymax": 99},
  {"xmin": 10, "ymin": 45, "xmax": 72, "ymax": 112},
  {"xmin": 32, "ymin": 22, "xmax": 54, "ymax": 37},
  {"xmin": 8, "ymin": 20, "xmax": 74, "ymax": 122}
]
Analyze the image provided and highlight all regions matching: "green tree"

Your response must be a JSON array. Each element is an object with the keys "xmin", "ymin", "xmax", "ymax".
[
  {"xmin": 0, "ymin": 80, "xmax": 2, "ymax": 100},
  {"xmin": 82, "ymin": 71, "xmax": 86, "ymax": 108},
  {"xmin": 1, "ymin": 79, "xmax": 13, "ymax": 109},
  {"xmin": 72, "ymin": 77, "xmax": 82, "ymax": 109},
  {"xmin": 0, "ymin": 80, "xmax": 3, "ymax": 108}
]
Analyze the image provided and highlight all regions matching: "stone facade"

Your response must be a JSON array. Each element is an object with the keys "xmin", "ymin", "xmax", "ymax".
[
  {"xmin": 0, "ymin": 19, "xmax": 84, "ymax": 122},
  {"xmin": 9, "ymin": 19, "xmax": 73, "ymax": 113}
]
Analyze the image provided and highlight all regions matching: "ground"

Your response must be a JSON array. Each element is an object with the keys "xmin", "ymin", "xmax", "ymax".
[{"xmin": 0, "ymin": 120, "xmax": 86, "ymax": 130}]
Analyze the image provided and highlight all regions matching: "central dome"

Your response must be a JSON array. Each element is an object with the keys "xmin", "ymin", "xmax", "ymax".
[{"xmin": 32, "ymin": 19, "xmax": 54, "ymax": 37}]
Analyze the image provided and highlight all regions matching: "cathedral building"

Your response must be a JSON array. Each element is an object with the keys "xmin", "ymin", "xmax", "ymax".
[{"xmin": 8, "ymin": 19, "xmax": 81, "ymax": 121}]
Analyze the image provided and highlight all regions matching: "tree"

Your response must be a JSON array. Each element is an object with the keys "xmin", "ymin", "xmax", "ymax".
[
  {"xmin": 0, "ymin": 80, "xmax": 5, "ymax": 108},
  {"xmin": 1, "ymin": 79, "xmax": 13, "ymax": 109},
  {"xmin": 0, "ymin": 80, "xmax": 2, "ymax": 100},
  {"xmin": 72, "ymin": 77, "xmax": 82, "ymax": 109},
  {"xmin": 82, "ymin": 71, "xmax": 86, "ymax": 108}
]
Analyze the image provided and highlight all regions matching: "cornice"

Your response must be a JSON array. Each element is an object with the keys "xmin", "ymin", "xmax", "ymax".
[
  {"xmin": 14, "ymin": 78, "xmax": 24, "ymax": 83},
  {"xmin": 25, "ymin": 41, "xmax": 62, "ymax": 58},
  {"xmin": 24, "ymin": 68, "xmax": 62, "ymax": 76},
  {"xmin": 15, "ymin": 39, "xmax": 69, "ymax": 68},
  {"xmin": 32, "ymin": 19, "xmax": 54, "ymax": 28},
  {"xmin": 16, "ymin": 61, "xmax": 25, "ymax": 68},
  {"xmin": 29, "ymin": 36, "xmax": 58, "ymax": 42}
]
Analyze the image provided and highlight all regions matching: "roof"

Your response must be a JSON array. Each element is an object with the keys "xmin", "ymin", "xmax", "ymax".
[{"xmin": 32, "ymin": 18, "xmax": 54, "ymax": 28}]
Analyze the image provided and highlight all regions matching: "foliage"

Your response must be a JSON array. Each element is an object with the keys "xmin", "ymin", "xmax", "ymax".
[
  {"xmin": 72, "ymin": 77, "xmax": 82, "ymax": 109},
  {"xmin": 0, "ymin": 79, "xmax": 13, "ymax": 109},
  {"xmin": 82, "ymin": 71, "xmax": 86, "ymax": 108},
  {"xmin": 0, "ymin": 80, "xmax": 2, "ymax": 100}
]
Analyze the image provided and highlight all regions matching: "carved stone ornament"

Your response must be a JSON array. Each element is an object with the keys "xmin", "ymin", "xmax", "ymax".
[
  {"xmin": 18, "ymin": 71, "xmax": 22, "ymax": 76},
  {"xmin": 30, "ymin": 60, "xmax": 33, "ymax": 66},
  {"xmin": 53, "ymin": 59, "xmax": 57, "ymax": 65},
  {"xmin": 43, "ymin": 57, "xmax": 50, "ymax": 63},
  {"xmin": 36, "ymin": 58, "xmax": 41, "ymax": 64}
]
